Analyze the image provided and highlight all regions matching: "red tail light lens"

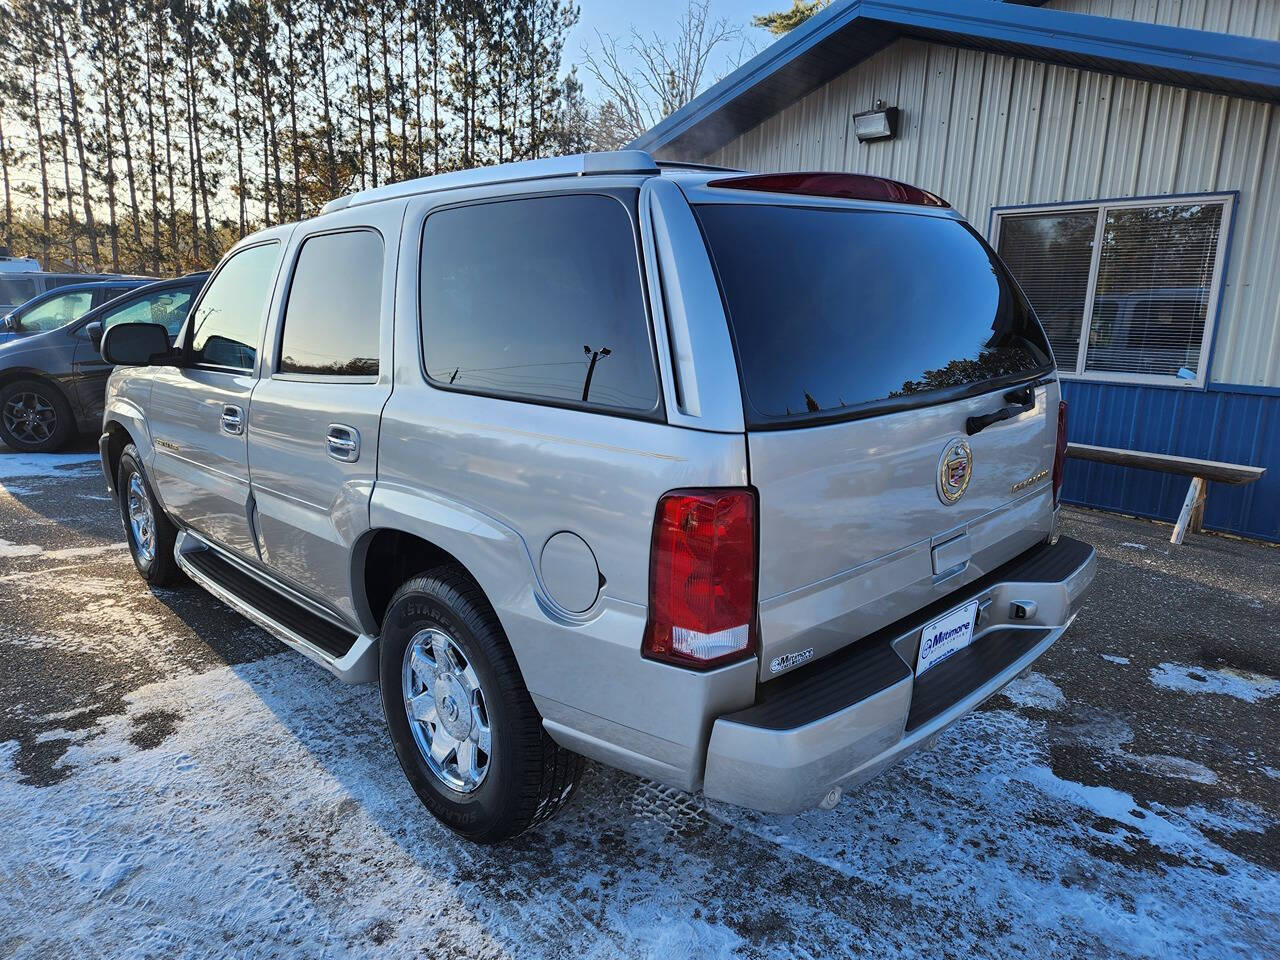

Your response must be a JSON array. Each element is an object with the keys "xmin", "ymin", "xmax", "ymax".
[
  {"xmin": 706, "ymin": 172, "xmax": 947, "ymax": 207},
  {"xmin": 642, "ymin": 489, "xmax": 757, "ymax": 670},
  {"xmin": 1052, "ymin": 400, "xmax": 1068, "ymax": 508}
]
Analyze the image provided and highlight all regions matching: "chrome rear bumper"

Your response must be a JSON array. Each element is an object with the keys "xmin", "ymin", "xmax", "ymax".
[{"xmin": 702, "ymin": 537, "xmax": 1095, "ymax": 813}]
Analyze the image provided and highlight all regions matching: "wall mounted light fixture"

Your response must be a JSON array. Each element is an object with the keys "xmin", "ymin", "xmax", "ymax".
[{"xmin": 853, "ymin": 100, "xmax": 899, "ymax": 143}]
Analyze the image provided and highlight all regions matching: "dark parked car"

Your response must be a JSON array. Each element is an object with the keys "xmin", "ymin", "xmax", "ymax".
[
  {"xmin": 0, "ymin": 273, "xmax": 208, "ymax": 452},
  {"xmin": 0, "ymin": 279, "xmax": 154, "ymax": 345}
]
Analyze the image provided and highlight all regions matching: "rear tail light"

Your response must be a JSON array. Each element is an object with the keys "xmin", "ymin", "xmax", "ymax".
[
  {"xmin": 706, "ymin": 172, "xmax": 947, "ymax": 207},
  {"xmin": 642, "ymin": 489, "xmax": 757, "ymax": 670},
  {"xmin": 1052, "ymin": 400, "xmax": 1068, "ymax": 508}
]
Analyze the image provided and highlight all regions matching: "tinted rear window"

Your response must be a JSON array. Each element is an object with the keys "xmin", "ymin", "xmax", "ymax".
[
  {"xmin": 695, "ymin": 204, "xmax": 1052, "ymax": 426},
  {"xmin": 420, "ymin": 193, "xmax": 659, "ymax": 414}
]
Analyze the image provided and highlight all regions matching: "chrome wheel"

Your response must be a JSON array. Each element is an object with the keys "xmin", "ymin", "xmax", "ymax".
[
  {"xmin": 402, "ymin": 627, "xmax": 492, "ymax": 793},
  {"xmin": 126, "ymin": 472, "xmax": 156, "ymax": 566},
  {"xmin": 2, "ymin": 391, "xmax": 57, "ymax": 445}
]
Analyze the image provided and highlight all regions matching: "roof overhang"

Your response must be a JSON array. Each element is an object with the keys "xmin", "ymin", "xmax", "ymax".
[{"xmin": 630, "ymin": 0, "xmax": 1280, "ymax": 159}]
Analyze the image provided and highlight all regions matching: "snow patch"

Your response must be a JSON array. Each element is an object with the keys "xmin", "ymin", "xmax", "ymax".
[
  {"xmin": 0, "ymin": 540, "xmax": 126, "ymax": 560},
  {"xmin": 1102, "ymin": 654, "xmax": 1131, "ymax": 665},
  {"xmin": 1000, "ymin": 671, "xmax": 1066, "ymax": 710},
  {"xmin": 1120, "ymin": 542, "xmax": 1149, "ymax": 551},
  {"xmin": 1150, "ymin": 662, "xmax": 1280, "ymax": 703},
  {"xmin": 0, "ymin": 452, "xmax": 98, "ymax": 481}
]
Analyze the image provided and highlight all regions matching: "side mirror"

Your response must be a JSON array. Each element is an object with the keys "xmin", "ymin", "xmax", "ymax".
[
  {"xmin": 101, "ymin": 322, "xmax": 172, "ymax": 366},
  {"xmin": 86, "ymin": 321, "xmax": 103, "ymax": 348}
]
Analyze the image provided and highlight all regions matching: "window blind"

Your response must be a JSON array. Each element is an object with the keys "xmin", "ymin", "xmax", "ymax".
[
  {"xmin": 995, "ymin": 212, "xmax": 1096, "ymax": 371},
  {"xmin": 1085, "ymin": 203, "xmax": 1223, "ymax": 378}
]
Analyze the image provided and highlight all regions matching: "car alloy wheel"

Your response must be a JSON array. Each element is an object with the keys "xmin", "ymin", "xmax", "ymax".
[
  {"xmin": 2, "ymin": 391, "xmax": 57, "ymax": 446},
  {"xmin": 401, "ymin": 627, "xmax": 492, "ymax": 793},
  {"xmin": 126, "ymin": 472, "xmax": 156, "ymax": 566}
]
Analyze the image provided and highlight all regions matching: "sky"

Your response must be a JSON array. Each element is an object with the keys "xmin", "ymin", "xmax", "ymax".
[{"xmin": 566, "ymin": 0, "xmax": 779, "ymax": 100}]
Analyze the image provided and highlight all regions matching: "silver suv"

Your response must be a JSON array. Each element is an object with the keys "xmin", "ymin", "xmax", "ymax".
[{"xmin": 100, "ymin": 152, "xmax": 1095, "ymax": 842}]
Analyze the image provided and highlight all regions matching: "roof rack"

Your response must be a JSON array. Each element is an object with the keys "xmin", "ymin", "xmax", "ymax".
[{"xmin": 321, "ymin": 150, "xmax": 660, "ymax": 214}]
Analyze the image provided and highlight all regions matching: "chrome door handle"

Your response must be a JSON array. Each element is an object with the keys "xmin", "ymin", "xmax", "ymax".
[
  {"xmin": 221, "ymin": 404, "xmax": 245, "ymax": 436},
  {"xmin": 327, "ymin": 424, "xmax": 360, "ymax": 462}
]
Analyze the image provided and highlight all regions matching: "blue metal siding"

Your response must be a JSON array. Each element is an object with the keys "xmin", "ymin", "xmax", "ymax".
[{"xmin": 1061, "ymin": 380, "xmax": 1279, "ymax": 541}]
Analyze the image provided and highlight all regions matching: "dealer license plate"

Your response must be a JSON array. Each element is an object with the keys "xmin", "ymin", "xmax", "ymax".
[{"xmin": 917, "ymin": 600, "xmax": 980, "ymax": 676}]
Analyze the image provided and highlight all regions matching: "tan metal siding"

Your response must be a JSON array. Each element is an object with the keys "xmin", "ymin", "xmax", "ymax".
[
  {"xmin": 1038, "ymin": 0, "xmax": 1280, "ymax": 41},
  {"xmin": 705, "ymin": 38, "xmax": 1280, "ymax": 388}
]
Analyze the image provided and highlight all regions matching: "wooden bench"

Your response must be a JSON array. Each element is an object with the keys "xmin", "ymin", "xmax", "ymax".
[{"xmin": 1065, "ymin": 443, "xmax": 1267, "ymax": 545}]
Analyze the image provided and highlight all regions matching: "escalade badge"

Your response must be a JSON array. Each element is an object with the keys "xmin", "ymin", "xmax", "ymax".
[{"xmin": 937, "ymin": 438, "xmax": 973, "ymax": 504}]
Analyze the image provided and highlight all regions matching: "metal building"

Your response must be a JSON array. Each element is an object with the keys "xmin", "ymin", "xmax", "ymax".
[{"xmin": 632, "ymin": 0, "xmax": 1280, "ymax": 541}]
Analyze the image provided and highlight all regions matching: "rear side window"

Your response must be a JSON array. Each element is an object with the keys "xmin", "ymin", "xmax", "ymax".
[
  {"xmin": 0, "ymin": 277, "xmax": 38, "ymax": 305},
  {"xmin": 695, "ymin": 204, "xmax": 1052, "ymax": 426},
  {"xmin": 102, "ymin": 286, "xmax": 195, "ymax": 336},
  {"xmin": 189, "ymin": 241, "xmax": 280, "ymax": 371},
  {"xmin": 19, "ymin": 291, "xmax": 93, "ymax": 331},
  {"xmin": 279, "ymin": 230, "xmax": 383, "ymax": 376},
  {"xmin": 419, "ymin": 193, "xmax": 659, "ymax": 414}
]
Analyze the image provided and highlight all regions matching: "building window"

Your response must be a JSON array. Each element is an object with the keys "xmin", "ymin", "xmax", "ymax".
[{"xmin": 993, "ymin": 195, "xmax": 1233, "ymax": 387}]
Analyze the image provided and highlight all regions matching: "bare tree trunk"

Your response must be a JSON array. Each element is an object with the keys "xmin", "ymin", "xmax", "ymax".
[
  {"xmin": 0, "ymin": 117, "xmax": 12, "ymax": 249},
  {"xmin": 380, "ymin": 0, "xmax": 395, "ymax": 182},
  {"xmin": 100, "ymin": 59, "xmax": 120, "ymax": 272},
  {"xmin": 432, "ymin": 2, "xmax": 440, "ymax": 172},
  {"xmin": 55, "ymin": 15, "xmax": 99, "ymax": 269},
  {"xmin": 362, "ymin": 13, "xmax": 379, "ymax": 186},
  {"xmin": 160, "ymin": 54, "xmax": 179, "ymax": 261},
  {"xmin": 30, "ymin": 53, "xmax": 51, "ymax": 266},
  {"xmin": 143, "ymin": 20, "xmax": 162, "ymax": 272},
  {"xmin": 230, "ymin": 65, "xmax": 247, "ymax": 237},
  {"xmin": 116, "ymin": 69, "xmax": 144, "ymax": 272},
  {"xmin": 50, "ymin": 16, "xmax": 81, "ymax": 269},
  {"xmin": 412, "ymin": 4, "xmax": 424, "ymax": 173},
  {"xmin": 182, "ymin": 59, "xmax": 198, "ymax": 264},
  {"xmin": 283, "ymin": 3, "xmax": 301, "ymax": 220},
  {"xmin": 259, "ymin": 72, "xmax": 272, "ymax": 225},
  {"xmin": 316, "ymin": 4, "xmax": 338, "ymax": 195}
]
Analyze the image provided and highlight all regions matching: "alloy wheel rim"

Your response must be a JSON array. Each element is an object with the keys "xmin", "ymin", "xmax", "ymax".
[
  {"xmin": 402, "ymin": 627, "xmax": 492, "ymax": 793},
  {"xmin": 2, "ymin": 392, "xmax": 56, "ymax": 445},
  {"xmin": 126, "ymin": 472, "xmax": 156, "ymax": 565}
]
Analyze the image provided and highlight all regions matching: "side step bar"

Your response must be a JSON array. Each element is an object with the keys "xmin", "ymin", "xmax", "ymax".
[{"xmin": 174, "ymin": 530, "xmax": 379, "ymax": 683}]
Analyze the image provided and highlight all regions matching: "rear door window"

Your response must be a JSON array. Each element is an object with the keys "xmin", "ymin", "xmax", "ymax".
[
  {"xmin": 189, "ymin": 242, "xmax": 281, "ymax": 371},
  {"xmin": 694, "ymin": 204, "xmax": 1052, "ymax": 426},
  {"xmin": 419, "ymin": 193, "xmax": 660, "ymax": 415},
  {"xmin": 101, "ymin": 286, "xmax": 196, "ymax": 337},
  {"xmin": 0, "ymin": 277, "xmax": 39, "ymax": 306},
  {"xmin": 278, "ymin": 229, "xmax": 383, "ymax": 376}
]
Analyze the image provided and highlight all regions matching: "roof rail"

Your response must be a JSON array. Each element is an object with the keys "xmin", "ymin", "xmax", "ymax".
[{"xmin": 321, "ymin": 150, "xmax": 660, "ymax": 214}]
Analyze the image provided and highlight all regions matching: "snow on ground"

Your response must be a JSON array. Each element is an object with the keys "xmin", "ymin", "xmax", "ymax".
[
  {"xmin": 1149, "ymin": 662, "xmax": 1280, "ymax": 704},
  {"xmin": 0, "ymin": 652, "xmax": 1275, "ymax": 960},
  {"xmin": 0, "ymin": 452, "xmax": 99, "ymax": 481}
]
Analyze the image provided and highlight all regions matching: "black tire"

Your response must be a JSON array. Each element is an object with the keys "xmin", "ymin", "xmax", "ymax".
[
  {"xmin": 0, "ymin": 378, "xmax": 76, "ymax": 453},
  {"xmin": 380, "ymin": 566, "xmax": 583, "ymax": 843},
  {"xmin": 117, "ymin": 443, "xmax": 184, "ymax": 587}
]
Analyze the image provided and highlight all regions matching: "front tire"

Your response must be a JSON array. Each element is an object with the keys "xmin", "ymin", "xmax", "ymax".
[
  {"xmin": 0, "ymin": 378, "xmax": 75, "ymax": 452},
  {"xmin": 380, "ymin": 567, "xmax": 583, "ymax": 843},
  {"xmin": 117, "ymin": 443, "xmax": 183, "ymax": 587}
]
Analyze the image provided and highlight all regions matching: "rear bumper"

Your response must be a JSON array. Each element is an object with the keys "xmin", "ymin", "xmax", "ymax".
[{"xmin": 702, "ymin": 536, "xmax": 1095, "ymax": 813}]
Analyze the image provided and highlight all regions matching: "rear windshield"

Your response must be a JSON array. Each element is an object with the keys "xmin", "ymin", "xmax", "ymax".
[{"xmin": 694, "ymin": 204, "xmax": 1053, "ymax": 427}]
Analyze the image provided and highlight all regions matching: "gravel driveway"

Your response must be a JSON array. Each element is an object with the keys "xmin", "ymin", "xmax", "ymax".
[{"xmin": 1, "ymin": 443, "xmax": 1276, "ymax": 959}]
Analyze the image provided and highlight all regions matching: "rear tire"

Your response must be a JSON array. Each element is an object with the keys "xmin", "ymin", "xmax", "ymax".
[
  {"xmin": 0, "ymin": 378, "xmax": 75, "ymax": 453},
  {"xmin": 117, "ymin": 443, "xmax": 184, "ymax": 587},
  {"xmin": 379, "ymin": 566, "xmax": 583, "ymax": 843}
]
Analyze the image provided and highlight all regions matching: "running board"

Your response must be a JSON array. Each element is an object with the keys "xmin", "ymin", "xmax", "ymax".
[{"xmin": 174, "ymin": 530, "xmax": 379, "ymax": 683}]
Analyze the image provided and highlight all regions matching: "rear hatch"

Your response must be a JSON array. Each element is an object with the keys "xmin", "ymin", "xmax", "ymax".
[{"xmin": 692, "ymin": 189, "xmax": 1059, "ymax": 679}]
